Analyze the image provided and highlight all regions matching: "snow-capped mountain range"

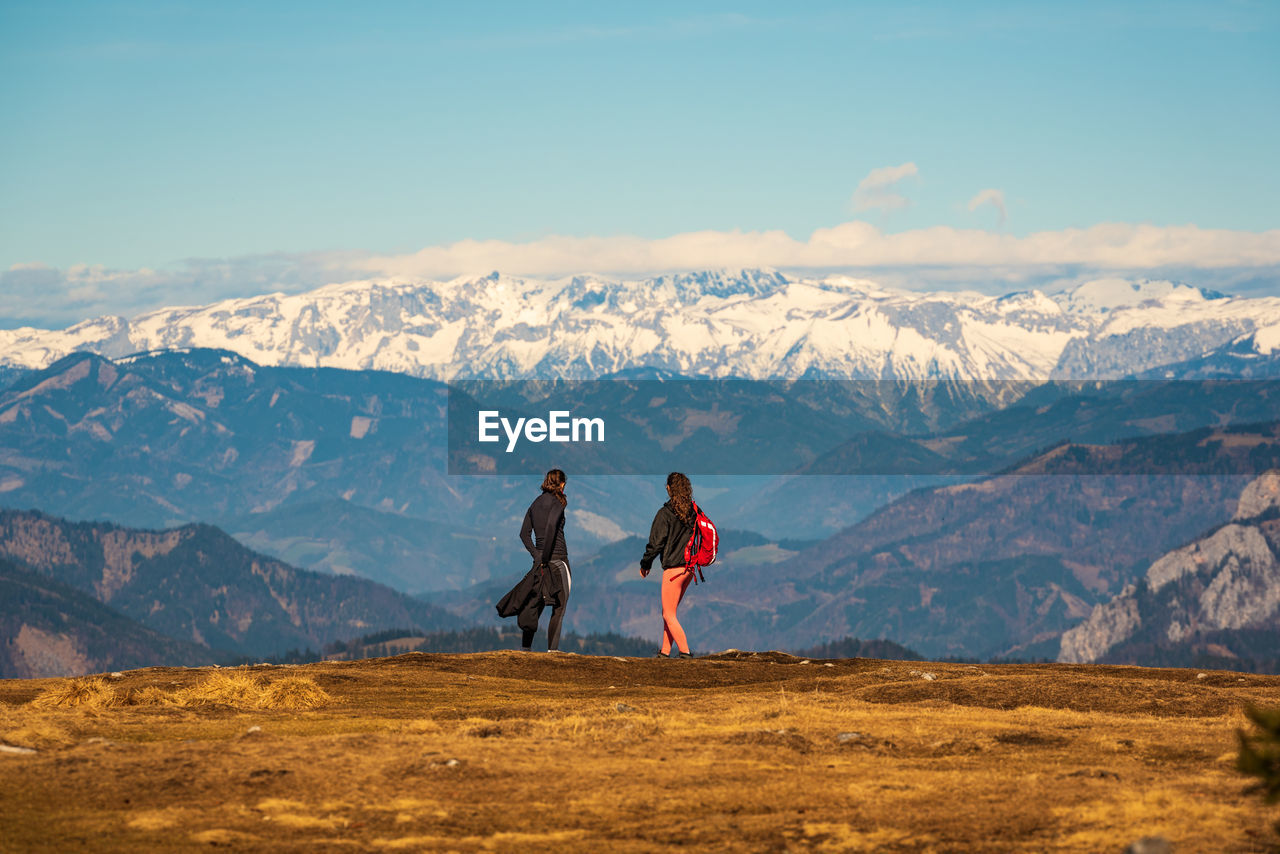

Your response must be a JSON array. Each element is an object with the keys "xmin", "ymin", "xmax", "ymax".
[{"xmin": 2, "ymin": 269, "xmax": 1278, "ymax": 381}]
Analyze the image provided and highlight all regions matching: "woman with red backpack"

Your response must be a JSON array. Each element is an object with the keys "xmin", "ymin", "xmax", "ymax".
[{"xmin": 639, "ymin": 471, "xmax": 716, "ymax": 659}]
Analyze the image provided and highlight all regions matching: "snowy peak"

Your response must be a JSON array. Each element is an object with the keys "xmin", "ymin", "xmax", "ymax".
[
  {"xmin": 0, "ymin": 270, "xmax": 1276, "ymax": 383},
  {"xmin": 650, "ymin": 268, "xmax": 790, "ymax": 301},
  {"xmin": 991, "ymin": 290, "xmax": 1063, "ymax": 316},
  {"xmin": 1054, "ymin": 277, "xmax": 1227, "ymax": 314}
]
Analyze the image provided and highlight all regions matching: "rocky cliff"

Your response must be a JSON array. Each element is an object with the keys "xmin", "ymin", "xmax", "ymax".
[{"xmin": 1058, "ymin": 471, "xmax": 1280, "ymax": 668}]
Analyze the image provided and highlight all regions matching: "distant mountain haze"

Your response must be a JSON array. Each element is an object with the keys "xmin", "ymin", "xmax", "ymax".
[
  {"xmin": 802, "ymin": 379, "xmax": 1280, "ymax": 475},
  {"xmin": 0, "ymin": 557, "xmax": 216, "ymax": 678},
  {"xmin": 0, "ymin": 509, "xmax": 467, "ymax": 664},
  {"xmin": 219, "ymin": 499, "xmax": 504, "ymax": 595},
  {"xmin": 739, "ymin": 430, "xmax": 1280, "ymax": 659},
  {"xmin": 3, "ymin": 347, "xmax": 1280, "ymax": 595}
]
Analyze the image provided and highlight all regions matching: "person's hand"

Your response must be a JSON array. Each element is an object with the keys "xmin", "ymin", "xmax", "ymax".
[{"xmin": 640, "ymin": 565, "xmax": 650, "ymax": 578}]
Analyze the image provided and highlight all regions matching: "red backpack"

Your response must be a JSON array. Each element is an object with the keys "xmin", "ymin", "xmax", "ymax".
[{"xmin": 683, "ymin": 501, "xmax": 719, "ymax": 583}]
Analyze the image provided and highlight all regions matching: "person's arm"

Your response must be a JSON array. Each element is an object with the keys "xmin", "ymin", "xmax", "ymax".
[
  {"xmin": 640, "ymin": 508, "xmax": 668, "ymax": 576},
  {"xmin": 540, "ymin": 500, "xmax": 563, "ymax": 566},
  {"xmin": 519, "ymin": 504, "xmax": 537, "ymax": 560}
]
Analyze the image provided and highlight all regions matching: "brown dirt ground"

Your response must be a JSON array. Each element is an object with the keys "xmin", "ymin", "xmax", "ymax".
[{"xmin": 2, "ymin": 651, "xmax": 1279, "ymax": 853}]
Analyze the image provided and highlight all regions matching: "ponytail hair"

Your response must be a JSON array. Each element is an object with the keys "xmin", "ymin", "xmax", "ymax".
[
  {"xmin": 541, "ymin": 468, "xmax": 567, "ymax": 506},
  {"xmin": 666, "ymin": 471, "xmax": 693, "ymax": 524}
]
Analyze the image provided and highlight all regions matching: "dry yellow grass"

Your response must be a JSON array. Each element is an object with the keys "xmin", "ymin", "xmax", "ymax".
[
  {"xmin": 28, "ymin": 676, "xmax": 123, "ymax": 711},
  {"xmin": 23, "ymin": 670, "xmax": 332, "ymax": 715},
  {"xmin": 127, "ymin": 685, "xmax": 177, "ymax": 706},
  {"xmin": 257, "ymin": 674, "xmax": 334, "ymax": 710},
  {"xmin": 0, "ymin": 701, "xmax": 77, "ymax": 749},
  {"xmin": 0, "ymin": 652, "xmax": 1277, "ymax": 852},
  {"xmin": 171, "ymin": 669, "xmax": 268, "ymax": 708}
]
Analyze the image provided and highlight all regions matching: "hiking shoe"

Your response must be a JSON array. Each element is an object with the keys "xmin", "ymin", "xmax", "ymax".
[
  {"xmin": 678, "ymin": 652, "xmax": 695, "ymax": 659},
  {"xmin": 653, "ymin": 651, "xmax": 669, "ymax": 658}
]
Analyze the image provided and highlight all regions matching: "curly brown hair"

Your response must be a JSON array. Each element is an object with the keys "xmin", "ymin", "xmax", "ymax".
[
  {"xmin": 541, "ymin": 469, "xmax": 567, "ymax": 506},
  {"xmin": 666, "ymin": 472, "xmax": 693, "ymax": 524}
]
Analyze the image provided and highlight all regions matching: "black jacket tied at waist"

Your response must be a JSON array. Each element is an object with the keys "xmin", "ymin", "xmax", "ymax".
[{"xmin": 496, "ymin": 560, "xmax": 568, "ymax": 632}]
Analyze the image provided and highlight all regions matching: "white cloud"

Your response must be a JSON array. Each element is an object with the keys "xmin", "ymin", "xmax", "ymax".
[
  {"xmin": 359, "ymin": 221, "xmax": 1280, "ymax": 278},
  {"xmin": 851, "ymin": 162, "xmax": 919, "ymax": 212},
  {"xmin": 967, "ymin": 188, "xmax": 1007, "ymax": 224}
]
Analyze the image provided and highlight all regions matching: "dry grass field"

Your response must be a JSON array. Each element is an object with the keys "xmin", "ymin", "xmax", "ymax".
[{"xmin": 1, "ymin": 650, "xmax": 1279, "ymax": 852}]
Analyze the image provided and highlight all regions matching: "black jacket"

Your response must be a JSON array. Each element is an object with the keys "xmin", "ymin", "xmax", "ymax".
[
  {"xmin": 519, "ymin": 492, "xmax": 568, "ymax": 565},
  {"xmin": 640, "ymin": 501, "xmax": 695, "ymax": 571},
  {"xmin": 496, "ymin": 560, "xmax": 568, "ymax": 631}
]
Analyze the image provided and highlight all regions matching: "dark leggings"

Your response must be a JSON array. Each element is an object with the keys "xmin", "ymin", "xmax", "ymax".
[{"xmin": 521, "ymin": 559, "xmax": 571, "ymax": 651}]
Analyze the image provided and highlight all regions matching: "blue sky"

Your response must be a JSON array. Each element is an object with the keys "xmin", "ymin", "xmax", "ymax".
[{"xmin": 1, "ymin": 1, "xmax": 1277, "ymax": 324}]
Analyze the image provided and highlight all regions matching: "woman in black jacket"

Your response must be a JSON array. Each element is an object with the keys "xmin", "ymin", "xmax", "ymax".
[
  {"xmin": 513, "ymin": 468, "xmax": 571, "ymax": 651},
  {"xmin": 639, "ymin": 472, "xmax": 697, "ymax": 658}
]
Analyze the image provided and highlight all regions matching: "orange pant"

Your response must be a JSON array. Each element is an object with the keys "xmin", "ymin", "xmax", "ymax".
[{"xmin": 661, "ymin": 566, "xmax": 694, "ymax": 655}]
